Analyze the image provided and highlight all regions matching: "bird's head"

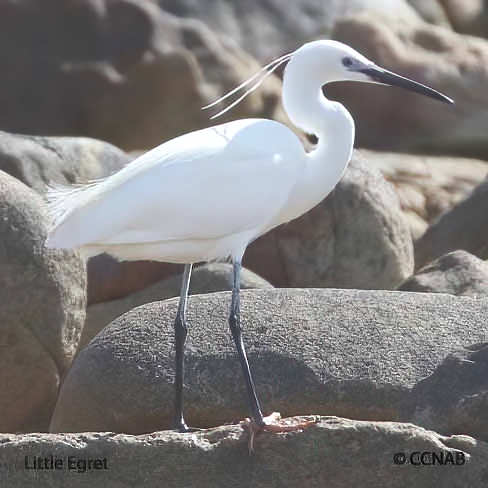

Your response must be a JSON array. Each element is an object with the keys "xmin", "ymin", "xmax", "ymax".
[
  {"xmin": 204, "ymin": 39, "xmax": 453, "ymax": 121},
  {"xmin": 290, "ymin": 40, "xmax": 453, "ymax": 104}
]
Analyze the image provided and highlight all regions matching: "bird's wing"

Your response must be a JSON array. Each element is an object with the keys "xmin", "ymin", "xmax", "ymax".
[{"xmin": 47, "ymin": 119, "xmax": 305, "ymax": 249}]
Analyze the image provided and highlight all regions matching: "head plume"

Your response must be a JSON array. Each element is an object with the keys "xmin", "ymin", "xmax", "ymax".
[{"xmin": 203, "ymin": 51, "xmax": 294, "ymax": 119}]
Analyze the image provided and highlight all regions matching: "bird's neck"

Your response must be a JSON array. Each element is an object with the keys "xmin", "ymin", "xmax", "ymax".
[{"xmin": 280, "ymin": 70, "xmax": 355, "ymax": 222}]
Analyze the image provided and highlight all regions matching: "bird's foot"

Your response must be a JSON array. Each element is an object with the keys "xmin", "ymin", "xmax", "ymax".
[
  {"xmin": 175, "ymin": 419, "xmax": 202, "ymax": 433},
  {"xmin": 241, "ymin": 412, "xmax": 319, "ymax": 452},
  {"xmin": 179, "ymin": 426, "xmax": 202, "ymax": 433}
]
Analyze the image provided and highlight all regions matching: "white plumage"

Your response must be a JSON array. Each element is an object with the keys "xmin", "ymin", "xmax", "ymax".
[
  {"xmin": 47, "ymin": 118, "xmax": 307, "ymax": 261},
  {"xmin": 47, "ymin": 41, "xmax": 451, "ymax": 264}
]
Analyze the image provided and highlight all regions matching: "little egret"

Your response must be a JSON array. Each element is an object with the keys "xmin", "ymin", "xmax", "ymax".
[{"xmin": 46, "ymin": 40, "xmax": 452, "ymax": 434}]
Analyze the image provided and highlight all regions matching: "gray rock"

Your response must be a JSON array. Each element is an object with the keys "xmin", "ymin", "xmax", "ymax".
[
  {"xmin": 0, "ymin": 171, "xmax": 86, "ymax": 432},
  {"xmin": 50, "ymin": 288, "xmax": 488, "ymax": 435},
  {"xmin": 159, "ymin": 0, "xmax": 423, "ymax": 62},
  {"xmin": 3, "ymin": 418, "xmax": 486, "ymax": 487},
  {"xmin": 415, "ymin": 178, "xmax": 488, "ymax": 268},
  {"xmin": 82, "ymin": 263, "xmax": 273, "ymax": 348},
  {"xmin": 406, "ymin": 343, "xmax": 488, "ymax": 441},
  {"xmin": 398, "ymin": 251, "xmax": 488, "ymax": 297},
  {"xmin": 245, "ymin": 153, "xmax": 414, "ymax": 290},
  {"xmin": 0, "ymin": 0, "xmax": 284, "ymax": 151},
  {"xmin": 360, "ymin": 149, "xmax": 488, "ymax": 241},
  {"xmin": 0, "ymin": 131, "xmax": 130, "ymax": 194}
]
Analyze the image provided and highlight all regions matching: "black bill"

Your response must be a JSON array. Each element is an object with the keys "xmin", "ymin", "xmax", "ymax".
[{"xmin": 359, "ymin": 66, "xmax": 453, "ymax": 104}]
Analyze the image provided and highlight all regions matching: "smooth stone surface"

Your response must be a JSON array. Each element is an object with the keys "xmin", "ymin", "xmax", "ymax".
[
  {"xmin": 0, "ymin": 171, "xmax": 86, "ymax": 432},
  {"xmin": 50, "ymin": 288, "xmax": 488, "ymax": 435},
  {"xmin": 398, "ymin": 250, "xmax": 488, "ymax": 297},
  {"xmin": 82, "ymin": 263, "xmax": 273, "ymax": 348},
  {"xmin": 245, "ymin": 153, "xmax": 414, "ymax": 290},
  {"xmin": 2, "ymin": 418, "xmax": 486, "ymax": 487}
]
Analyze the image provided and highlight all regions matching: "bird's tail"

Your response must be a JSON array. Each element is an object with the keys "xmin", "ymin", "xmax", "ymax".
[{"xmin": 45, "ymin": 181, "xmax": 101, "ymax": 249}]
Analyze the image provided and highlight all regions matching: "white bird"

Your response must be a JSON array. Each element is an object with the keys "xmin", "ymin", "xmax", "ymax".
[{"xmin": 46, "ymin": 40, "xmax": 452, "ymax": 434}]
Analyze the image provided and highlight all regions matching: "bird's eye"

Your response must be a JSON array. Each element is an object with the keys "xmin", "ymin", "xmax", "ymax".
[{"xmin": 342, "ymin": 56, "xmax": 354, "ymax": 68}]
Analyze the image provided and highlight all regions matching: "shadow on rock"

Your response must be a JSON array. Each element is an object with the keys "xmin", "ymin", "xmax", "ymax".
[{"xmin": 403, "ymin": 343, "xmax": 488, "ymax": 440}]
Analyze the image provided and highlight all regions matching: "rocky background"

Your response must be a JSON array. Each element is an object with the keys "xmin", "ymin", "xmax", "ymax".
[{"xmin": 2, "ymin": 0, "xmax": 488, "ymax": 485}]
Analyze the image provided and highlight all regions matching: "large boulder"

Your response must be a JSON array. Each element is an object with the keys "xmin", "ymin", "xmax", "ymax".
[
  {"xmin": 398, "ymin": 250, "xmax": 488, "ymax": 297},
  {"xmin": 245, "ymin": 152, "xmax": 413, "ymax": 290},
  {"xmin": 50, "ymin": 288, "xmax": 488, "ymax": 436},
  {"xmin": 331, "ymin": 11, "xmax": 488, "ymax": 158},
  {"xmin": 0, "ymin": 171, "xmax": 85, "ymax": 432},
  {"xmin": 1, "ymin": 418, "xmax": 486, "ymax": 487},
  {"xmin": 0, "ymin": 0, "xmax": 283, "ymax": 151}
]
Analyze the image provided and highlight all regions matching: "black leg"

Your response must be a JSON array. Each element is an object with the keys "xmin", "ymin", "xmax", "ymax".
[
  {"xmin": 174, "ymin": 263, "xmax": 193, "ymax": 432},
  {"xmin": 229, "ymin": 258, "xmax": 265, "ymax": 428}
]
